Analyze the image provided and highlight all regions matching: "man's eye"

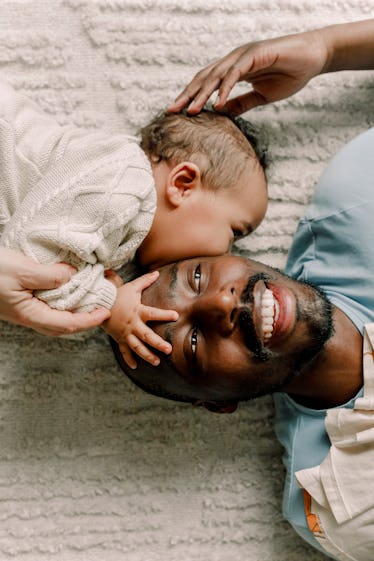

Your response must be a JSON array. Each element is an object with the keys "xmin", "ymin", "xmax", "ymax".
[
  {"xmin": 193, "ymin": 264, "xmax": 201, "ymax": 292},
  {"xmin": 191, "ymin": 327, "xmax": 198, "ymax": 356}
]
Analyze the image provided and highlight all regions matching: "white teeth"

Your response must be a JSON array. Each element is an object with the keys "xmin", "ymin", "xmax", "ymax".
[{"xmin": 261, "ymin": 288, "xmax": 276, "ymax": 342}]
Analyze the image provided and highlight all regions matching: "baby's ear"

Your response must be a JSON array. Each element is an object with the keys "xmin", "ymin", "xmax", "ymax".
[{"xmin": 165, "ymin": 161, "xmax": 202, "ymax": 207}]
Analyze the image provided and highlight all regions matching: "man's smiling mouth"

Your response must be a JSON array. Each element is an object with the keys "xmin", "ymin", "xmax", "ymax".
[{"xmin": 261, "ymin": 288, "xmax": 279, "ymax": 343}]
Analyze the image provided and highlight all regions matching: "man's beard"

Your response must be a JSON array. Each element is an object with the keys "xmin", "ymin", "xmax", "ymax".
[
  {"xmin": 276, "ymin": 279, "xmax": 334, "ymax": 391},
  {"xmin": 239, "ymin": 273, "xmax": 334, "ymax": 398}
]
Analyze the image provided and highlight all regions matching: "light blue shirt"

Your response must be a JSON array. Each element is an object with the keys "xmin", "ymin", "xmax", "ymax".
[{"xmin": 274, "ymin": 127, "xmax": 374, "ymax": 556}]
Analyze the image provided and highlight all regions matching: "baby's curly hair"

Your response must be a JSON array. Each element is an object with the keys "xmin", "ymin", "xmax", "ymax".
[{"xmin": 139, "ymin": 109, "xmax": 268, "ymax": 192}]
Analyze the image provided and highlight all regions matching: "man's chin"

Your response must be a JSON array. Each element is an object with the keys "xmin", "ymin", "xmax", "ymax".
[{"xmin": 278, "ymin": 308, "xmax": 334, "ymax": 393}]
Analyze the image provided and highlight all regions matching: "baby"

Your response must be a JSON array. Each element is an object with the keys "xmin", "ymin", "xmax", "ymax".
[{"xmin": 0, "ymin": 79, "xmax": 268, "ymax": 367}]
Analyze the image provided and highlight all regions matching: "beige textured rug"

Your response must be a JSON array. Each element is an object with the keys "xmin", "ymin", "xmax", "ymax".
[{"xmin": 0, "ymin": 1, "xmax": 373, "ymax": 560}]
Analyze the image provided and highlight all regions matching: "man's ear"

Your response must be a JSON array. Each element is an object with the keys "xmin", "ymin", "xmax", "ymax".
[
  {"xmin": 165, "ymin": 162, "xmax": 202, "ymax": 207},
  {"xmin": 195, "ymin": 401, "xmax": 238, "ymax": 414}
]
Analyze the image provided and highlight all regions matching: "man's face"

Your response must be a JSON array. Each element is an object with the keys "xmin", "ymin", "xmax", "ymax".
[{"xmin": 128, "ymin": 255, "xmax": 333, "ymax": 404}]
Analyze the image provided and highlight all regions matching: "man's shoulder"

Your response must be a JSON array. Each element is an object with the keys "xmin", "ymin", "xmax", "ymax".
[{"xmin": 307, "ymin": 127, "xmax": 374, "ymax": 219}]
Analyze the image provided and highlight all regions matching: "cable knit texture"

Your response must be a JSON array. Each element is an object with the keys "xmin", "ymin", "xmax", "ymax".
[
  {"xmin": 0, "ymin": 79, "xmax": 156, "ymax": 311},
  {"xmin": 0, "ymin": 1, "xmax": 372, "ymax": 560}
]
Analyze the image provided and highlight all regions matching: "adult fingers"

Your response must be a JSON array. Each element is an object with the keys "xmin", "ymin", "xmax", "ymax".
[
  {"xmin": 18, "ymin": 298, "xmax": 110, "ymax": 335},
  {"xmin": 212, "ymin": 65, "xmax": 244, "ymax": 110},
  {"xmin": 171, "ymin": 76, "xmax": 221, "ymax": 114},
  {"xmin": 169, "ymin": 48, "xmax": 255, "ymax": 114},
  {"xmin": 224, "ymin": 90, "xmax": 268, "ymax": 115},
  {"xmin": 213, "ymin": 50, "xmax": 261, "ymax": 111},
  {"xmin": 19, "ymin": 261, "xmax": 77, "ymax": 290},
  {"xmin": 168, "ymin": 57, "xmax": 226, "ymax": 114}
]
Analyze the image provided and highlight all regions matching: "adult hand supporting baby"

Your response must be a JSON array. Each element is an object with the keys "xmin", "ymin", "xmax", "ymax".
[{"xmin": 0, "ymin": 247, "xmax": 110, "ymax": 336}]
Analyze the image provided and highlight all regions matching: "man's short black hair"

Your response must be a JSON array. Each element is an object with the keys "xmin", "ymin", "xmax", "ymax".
[
  {"xmin": 110, "ymin": 337, "xmax": 194, "ymax": 404},
  {"xmin": 110, "ymin": 337, "xmax": 237, "ymax": 412}
]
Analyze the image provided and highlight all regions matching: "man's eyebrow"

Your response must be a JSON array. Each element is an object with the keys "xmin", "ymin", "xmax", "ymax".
[
  {"xmin": 164, "ymin": 324, "xmax": 174, "ymax": 347},
  {"xmin": 163, "ymin": 262, "xmax": 179, "ymax": 347},
  {"xmin": 169, "ymin": 262, "xmax": 179, "ymax": 304}
]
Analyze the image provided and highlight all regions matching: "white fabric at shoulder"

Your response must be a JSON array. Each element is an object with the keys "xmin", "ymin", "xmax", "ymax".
[{"xmin": 295, "ymin": 323, "xmax": 374, "ymax": 561}]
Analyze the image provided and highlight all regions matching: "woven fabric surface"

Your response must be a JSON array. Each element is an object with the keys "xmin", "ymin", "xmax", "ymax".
[{"xmin": 0, "ymin": 1, "xmax": 373, "ymax": 560}]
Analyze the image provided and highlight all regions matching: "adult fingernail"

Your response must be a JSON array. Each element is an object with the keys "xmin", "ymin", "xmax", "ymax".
[{"xmin": 64, "ymin": 264, "xmax": 77, "ymax": 274}]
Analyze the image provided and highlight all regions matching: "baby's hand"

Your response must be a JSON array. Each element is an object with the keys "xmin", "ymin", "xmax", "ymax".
[{"xmin": 103, "ymin": 271, "xmax": 178, "ymax": 369}]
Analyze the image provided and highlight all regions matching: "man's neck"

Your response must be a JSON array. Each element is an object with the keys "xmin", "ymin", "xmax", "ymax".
[{"xmin": 284, "ymin": 306, "xmax": 363, "ymax": 409}]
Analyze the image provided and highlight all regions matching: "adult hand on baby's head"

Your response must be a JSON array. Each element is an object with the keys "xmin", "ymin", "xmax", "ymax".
[
  {"xmin": 168, "ymin": 29, "xmax": 327, "ymax": 115},
  {"xmin": 0, "ymin": 247, "xmax": 110, "ymax": 336},
  {"xmin": 102, "ymin": 271, "xmax": 178, "ymax": 369}
]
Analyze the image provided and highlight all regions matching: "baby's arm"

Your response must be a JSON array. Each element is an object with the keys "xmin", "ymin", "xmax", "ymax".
[{"xmin": 102, "ymin": 271, "xmax": 178, "ymax": 369}]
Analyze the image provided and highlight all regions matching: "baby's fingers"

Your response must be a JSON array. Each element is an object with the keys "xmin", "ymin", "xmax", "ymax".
[
  {"xmin": 140, "ymin": 305, "xmax": 178, "ymax": 323},
  {"xmin": 138, "ymin": 324, "xmax": 173, "ymax": 356},
  {"xmin": 125, "ymin": 333, "xmax": 163, "ymax": 367},
  {"xmin": 104, "ymin": 269, "xmax": 123, "ymax": 288},
  {"xmin": 130, "ymin": 270, "xmax": 160, "ymax": 292},
  {"xmin": 118, "ymin": 341, "xmax": 138, "ymax": 370}
]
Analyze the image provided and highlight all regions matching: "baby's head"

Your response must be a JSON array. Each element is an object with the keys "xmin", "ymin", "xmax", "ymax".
[{"xmin": 137, "ymin": 110, "xmax": 268, "ymax": 268}]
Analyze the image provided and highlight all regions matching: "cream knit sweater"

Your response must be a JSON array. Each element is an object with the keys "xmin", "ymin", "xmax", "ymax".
[{"xmin": 0, "ymin": 79, "xmax": 156, "ymax": 312}]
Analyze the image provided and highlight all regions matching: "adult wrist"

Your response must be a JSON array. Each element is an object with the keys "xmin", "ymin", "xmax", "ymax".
[{"xmin": 319, "ymin": 19, "xmax": 374, "ymax": 74}]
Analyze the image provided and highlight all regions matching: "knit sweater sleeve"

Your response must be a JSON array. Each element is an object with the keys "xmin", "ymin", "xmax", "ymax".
[
  {"xmin": 2, "ymin": 141, "xmax": 156, "ymax": 311},
  {"xmin": 0, "ymin": 80, "xmax": 156, "ymax": 312},
  {"xmin": 0, "ymin": 77, "xmax": 74, "ymax": 231}
]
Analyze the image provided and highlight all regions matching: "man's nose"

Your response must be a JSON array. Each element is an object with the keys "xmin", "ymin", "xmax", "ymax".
[{"xmin": 191, "ymin": 287, "xmax": 238, "ymax": 335}]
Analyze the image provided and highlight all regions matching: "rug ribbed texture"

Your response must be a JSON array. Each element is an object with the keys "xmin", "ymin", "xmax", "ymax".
[{"xmin": 0, "ymin": 1, "xmax": 372, "ymax": 559}]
